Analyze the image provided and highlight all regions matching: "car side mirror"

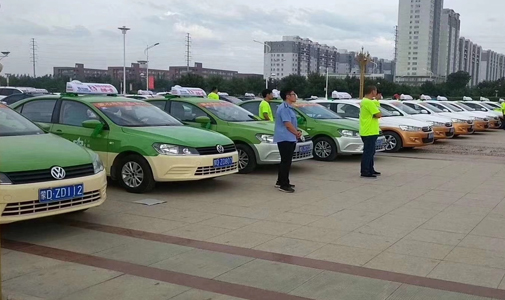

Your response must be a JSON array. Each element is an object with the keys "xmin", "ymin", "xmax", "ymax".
[
  {"xmin": 195, "ymin": 116, "xmax": 211, "ymax": 129},
  {"xmin": 443, "ymin": 109, "xmax": 449, "ymax": 112},
  {"xmin": 421, "ymin": 110, "xmax": 429, "ymax": 114},
  {"xmin": 392, "ymin": 111, "xmax": 401, "ymax": 116},
  {"xmin": 481, "ymin": 108, "xmax": 487, "ymax": 111},
  {"xmin": 297, "ymin": 117, "xmax": 306, "ymax": 125},
  {"xmin": 82, "ymin": 119, "xmax": 104, "ymax": 137},
  {"xmin": 35, "ymin": 122, "xmax": 51, "ymax": 132}
]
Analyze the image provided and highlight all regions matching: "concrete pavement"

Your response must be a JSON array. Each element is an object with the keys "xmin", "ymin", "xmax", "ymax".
[{"xmin": 3, "ymin": 131, "xmax": 505, "ymax": 299}]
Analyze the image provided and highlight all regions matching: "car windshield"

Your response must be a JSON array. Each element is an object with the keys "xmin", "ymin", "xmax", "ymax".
[
  {"xmin": 377, "ymin": 106, "xmax": 394, "ymax": 117},
  {"xmin": 294, "ymin": 103, "xmax": 342, "ymax": 119},
  {"xmin": 200, "ymin": 101, "xmax": 258, "ymax": 122},
  {"xmin": 442, "ymin": 102, "xmax": 464, "ymax": 112},
  {"xmin": 0, "ymin": 104, "xmax": 45, "ymax": 136},
  {"xmin": 480, "ymin": 103, "xmax": 495, "ymax": 110},
  {"xmin": 456, "ymin": 103, "xmax": 475, "ymax": 111},
  {"xmin": 94, "ymin": 101, "xmax": 183, "ymax": 127},
  {"xmin": 486, "ymin": 102, "xmax": 500, "ymax": 108},
  {"xmin": 222, "ymin": 96, "xmax": 242, "ymax": 104},
  {"xmin": 418, "ymin": 102, "xmax": 442, "ymax": 113},
  {"xmin": 389, "ymin": 102, "xmax": 422, "ymax": 115}
]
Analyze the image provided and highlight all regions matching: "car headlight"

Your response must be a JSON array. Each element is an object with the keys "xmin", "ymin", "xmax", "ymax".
[
  {"xmin": 475, "ymin": 117, "xmax": 487, "ymax": 121},
  {"xmin": 153, "ymin": 143, "xmax": 199, "ymax": 155},
  {"xmin": 432, "ymin": 122, "xmax": 446, "ymax": 127},
  {"xmin": 91, "ymin": 152, "xmax": 104, "ymax": 174},
  {"xmin": 451, "ymin": 118, "xmax": 464, "ymax": 123},
  {"xmin": 399, "ymin": 125, "xmax": 421, "ymax": 132},
  {"xmin": 0, "ymin": 173, "xmax": 12, "ymax": 185},
  {"xmin": 256, "ymin": 134, "xmax": 274, "ymax": 144},
  {"xmin": 339, "ymin": 129, "xmax": 359, "ymax": 137}
]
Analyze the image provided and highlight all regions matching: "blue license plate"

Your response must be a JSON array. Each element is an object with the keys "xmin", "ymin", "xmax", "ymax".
[
  {"xmin": 214, "ymin": 157, "xmax": 233, "ymax": 168},
  {"xmin": 376, "ymin": 139, "xmax": 384, "ymax": 147},
  {"xmin": 299, "ymin": 145, "xmax": 311, "ymax": 153},
  {"xmin": 39, "ymin": 184, "xmax": 84, "ymax": 203},
  {"xmin": 428, "ymin": 133, "xmax": 434, "ymax": 139}
]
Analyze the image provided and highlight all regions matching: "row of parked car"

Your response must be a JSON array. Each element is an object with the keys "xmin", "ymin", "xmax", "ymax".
[{"xmin": 0, "ymin": 81, "xmax": 501, "ymax": 224}]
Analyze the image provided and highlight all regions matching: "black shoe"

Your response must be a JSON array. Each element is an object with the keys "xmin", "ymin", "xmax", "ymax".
[
  {"xmin": 275, "ymin": 183, "xmax": 295, "ymax": 188},
  {"xmin": 373, "ymin": 171, "xmax": 381, "ymax": 176},
  {"xmin": 361, "ymin": 174, "xmax": 377, "ymax": 178},
  {"xmin": 278, "ymin": 186, "xmax": 295, "ymax": 193}
]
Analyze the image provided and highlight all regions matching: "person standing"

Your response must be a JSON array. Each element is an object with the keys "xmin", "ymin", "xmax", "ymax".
[
  {"xmin": 259, "ymin": 89, "xmax": 274, "ymax": 121},
  {"xmin": 208, "ymin": 87, "xmax": 219, "ymax": 100},
  {"xmin": 500, "ymin": 99, "xmax": 505, "ymax": 130},
  {"xmin": 274, "ymin": 89, "xmax": 301, "ymax": 193},
  {"xmin": 359, "ymin": 85, "xmax": 382, "ymax": 178}
]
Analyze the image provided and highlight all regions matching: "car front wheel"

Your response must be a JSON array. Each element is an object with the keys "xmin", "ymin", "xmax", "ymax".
[
  {"xmin": 116, "ymin": 154, "xmax": 155, "ymax": 193},
  {"xmin": 383, "ymin": 131, "xmax": 403, "ymax": 152},
  {"xmin": 313, "ymin": 137, "xmax": 338, "ymax": 161},
  {"xmin": 236, "ymin": 144, "xmax": 257, "ymax": 174}
]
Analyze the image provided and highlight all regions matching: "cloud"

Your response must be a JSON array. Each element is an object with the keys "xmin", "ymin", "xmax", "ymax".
[{"xmin": 174, "ymin": 22, "xmax": 216, "ymax": 40}]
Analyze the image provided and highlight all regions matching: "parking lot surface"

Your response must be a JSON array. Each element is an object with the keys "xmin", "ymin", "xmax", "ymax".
[{"xmin": 4, "ymin": 131, "xmax": 505, "ymax": 299}]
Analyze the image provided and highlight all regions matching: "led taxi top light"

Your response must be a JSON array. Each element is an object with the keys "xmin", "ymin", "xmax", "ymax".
[
  {"xmin": 331, "ymin": 91, "xmax": 352, "ymax": 99},
  {"xmin": 65, "ymin": 80, "xmax": 118, "ymax": 95},
  {"xmin": 170, "ymin": 85, "xmax": 207, "ymax": 97}
]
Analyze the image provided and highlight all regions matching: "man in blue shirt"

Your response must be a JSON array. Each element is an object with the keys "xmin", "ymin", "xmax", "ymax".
[{"xmin": 274, "ymin": 89, "xmax": 301, "ymax": 193}]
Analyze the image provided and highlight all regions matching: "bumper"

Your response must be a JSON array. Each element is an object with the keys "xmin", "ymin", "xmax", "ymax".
[
  {"xmin": 489, "ymin": 120, "xmax": 501, "ymax": 129},
  {"xmin": 433, "ymin": 126, "xmax": 455, "ymax": 139},
  {"xmin": 336, "ymin": 136, "xmax": 387, "ymax": 154},
  {"xmin": 453, "ymin": 123, "xmax": 474, "ymax": 135},
  {"xmin": 474, "ymin": 121, "xmax": 489, "ymax": 132},
  {"xmin": 146, "ymin": 152, "xmax": 239, "ymax": 182},
  {"xmin": 253, "ymin": 141, "xmax": 313, "ymax": 164},
  {"xmin": 401, "ymin": 131, "xmax": 435, "ymax": 147},
  {"xmin": 0, "ymin": 171, "xmax": 107, "ymax": 224}
]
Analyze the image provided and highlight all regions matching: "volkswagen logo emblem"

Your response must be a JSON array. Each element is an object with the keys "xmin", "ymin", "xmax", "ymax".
[
  {"xmin": 50, "ymin": 166, "xmax": 66, "ymax": 180},
  {"xmin": 216, "ymin": 145, "xmax": 225, "ymax": 154}
]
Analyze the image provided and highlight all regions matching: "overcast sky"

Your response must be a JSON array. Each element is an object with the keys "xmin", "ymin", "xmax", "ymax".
[{"xmin": 1, "ymin": 0, "xmax": 504, "ymax": 76}]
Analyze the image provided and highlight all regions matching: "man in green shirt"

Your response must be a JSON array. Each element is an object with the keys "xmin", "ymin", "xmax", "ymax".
[
  {"xmin": 359, "ymin": 85, "xmax": 382, "ymax": 178},
  {"xmin": 208, "ymin": 87, "xmax": 219, "ymax": 100},
  {"xmin": 259, "ymin": 89, "xmax": 274, "ymax": 121}
]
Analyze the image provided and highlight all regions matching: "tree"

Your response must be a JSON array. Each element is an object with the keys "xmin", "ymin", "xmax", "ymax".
[
  {"xmin": 175, "ymin": 74, "xmax": 206, "ymax": 90},
  {"xmin": 278, "ymin": 75, "xmax": 308, "ymax": 98},
  {"xmin": 306, "ymin": 73, "xmax": 326, "ymax": 98},
  {"xmin": 446, "ymin": 71, "xmax": 471, "ymax": 91}
]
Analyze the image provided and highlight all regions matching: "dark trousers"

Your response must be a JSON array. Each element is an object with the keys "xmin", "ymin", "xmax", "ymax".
[
  {"xmin": 361, "ymin": 135, "xmax": 378, "ymax": 175},
  {"xmin": 277, "ymin": 141, "xmax": 296, "ymax": 187}
]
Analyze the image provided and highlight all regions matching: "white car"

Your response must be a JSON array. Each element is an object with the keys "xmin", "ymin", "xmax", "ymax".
[
  {"xmin": 451, "ymin": 102, "xmax": 500, "ymax": 128},
  {"xmin": 379, "ymin": 100, "xmax": 455, "ymax": 140},
  {"xmin": 0, "ymin": 86, "xmax": 49, "ymax": 100},
  {"xmin": 403, "ymin": 101, "xmax": 475, "ymax": 137},
  {"xmin": 461, "ymin": 101, "xmax": 502, "ymax": 128},
  {"xmin": 425, "ymin": 101, "xmax": 490, "ymax": 132},
  {"xmin": 314, "ymin": 99, "xmax": 434, "ymax": 152}
]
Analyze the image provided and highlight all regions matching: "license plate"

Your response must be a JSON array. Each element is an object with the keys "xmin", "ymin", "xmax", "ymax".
[
  {"xmin": 376, "ymin": 139, "xmax": 384, "ymax": 147},
  {"xmin": 428, "ymin": 133, "xmax": 434, "ymax": 139},
  {"xmin": 298, "ymin": 145, "xmax": 312, "ymax": 153},
  {"xmin": 213, "ymin": 157, "xmax": 233, "ymax": 168},
  {"xmin": 39, "ymin": 184, "xmax": 84, "ymax": 203}
]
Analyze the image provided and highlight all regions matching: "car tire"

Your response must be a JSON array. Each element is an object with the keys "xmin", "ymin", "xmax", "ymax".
[
  {"xmin": 383, "ymin": 131, "xmax": 403, "ymax": 152},
  {"xmin": 236, "ymin": 144, "xmax": 257, "ymax": 174},
  {"xmin": 453, "ymin": 134, "xmax": 459, "ymax": 138},
  {"xmin": 313, "ymin": 136, "xmax": 338, "ymax": 161},
  {"xmin": 116, "ymin": 154, "xmax": 156, "ymax": 193}
]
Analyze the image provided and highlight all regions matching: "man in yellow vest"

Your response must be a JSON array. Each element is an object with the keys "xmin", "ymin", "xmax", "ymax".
[
  {"xmin": 259, "ymin": 89, "xmax": 274, "ymax": 121},
  {"xmin": 208, "ymin": 87, "xmax": 219, "ymax": 100},
  {"xmin": 500, "ymin": 99, "xmax": 505, "ymax": 130},
  {"xmin": 360, "ymin": 85, "xmax": 382, "ymax": 178}
]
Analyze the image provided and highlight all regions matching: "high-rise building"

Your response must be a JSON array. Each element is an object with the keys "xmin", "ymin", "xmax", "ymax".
[
  {"xmin": 478, "ymin": 50, "xmax": 505, "ymax": 83},
  {"xmin": 457, "ymin": 37, "xmax": 482, "ymax": 86},
  {"xmin": 395, "ymin": 0, "xmax": 444, "ymax": 85},
  {"xmin": 438, "ymin": 9, "xmax": 460, "ymax": 77}
]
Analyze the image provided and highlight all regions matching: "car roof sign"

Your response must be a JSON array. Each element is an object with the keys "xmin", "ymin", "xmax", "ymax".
[
  {"xmin": 331, "ymin": 91, "xmax": 352, "ymax": 99},
  {"xmin": 170, "ymin": 85, "xmax": 207, "ymax": 97},
  {"xmin": 65, "ymin": 80, "xmax": 118, "ymax": 95}
]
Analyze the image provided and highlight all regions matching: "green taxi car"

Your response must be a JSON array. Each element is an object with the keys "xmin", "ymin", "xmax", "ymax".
[
  {"xmin": 0, "ymin": 103, "xmax": 107, "ymax": 223},
  {"xmin": 145, "ymin": 95, "xmax": 314, "ymax": 173},
  {"xmin": 239, "ymin": 100, "xmax": 386, "ymax": 161},
  {"xmin": 11, "ymin": 81, "xmax": 239, "ymax": 193}
]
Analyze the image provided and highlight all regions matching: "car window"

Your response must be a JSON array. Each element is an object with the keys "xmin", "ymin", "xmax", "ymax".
[
  {"xmin": 20, "ymin": 100, "xmax": 57, "ymax": 123},
  {"xmin": 199, "ymin": 102, "xmax": 258, "ymax": 122},
  {"xmin": 11, "ymin": 89, "xmax": 22, "ymax": 95},
  {"xmin": 149, "ymin": 100, "xmax": 167, "ymax": 111},
  {"xmin": 0, "ymin": 104, "xmax": 44, "ymax": 136},
  {"xmin": 59, "ymin": 101, "xmax": 100, "ymax": 127},
  {"xmin": 380, "ymin": 104, "xmax": 401, "ymax": 114},
  {"xmin": 427, "ymin": 103, "xmax": 448, "ymax": 112},
  {"xmin": 170, "ymin": 101, "xmax": 211, "ymax": 122},
  {"xmin": 94, "ymin": 101, "xmax": 182, "ymax": 127},
  {"xmin": 3, "ymin": 94, "xmax": 26, "ymax": 105},
  {"xmin": 240, "ymin": 102, "xmax": 260, "ymax": 115},
  {"xmin": 294, "ymin": 103, "xmax": 342, "ymax": 119},
  {"xmin": 335, "ymin": 103, "xmax": 360, "ymax": 118},
  {"xmin": 0, "ymin": 89, "xmax": 14, "ymax": 96}
]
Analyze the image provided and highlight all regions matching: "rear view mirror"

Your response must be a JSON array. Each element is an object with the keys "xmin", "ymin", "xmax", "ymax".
[
  {"xmin": 421, "ymin": 110, "xmax": 429, "ymax": 114},
  {"xmin": 195, "ymin": 116, "xmax": 211, "ymax": 129},
  {"xmin": 82, "ymin": 119, "xmax": 104, "ymax": 137}
]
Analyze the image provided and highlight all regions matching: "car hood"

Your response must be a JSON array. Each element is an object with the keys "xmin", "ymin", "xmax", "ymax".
[
  {"xmin": 407, "ymin": 114, "xmax": 452, "ymax": 123},
  {"xmin": 380, "ymin": 116, "xmax": 431, "ymax": 127},
  {"xmin": 436, "ymin": 112, "xmax": 472, "ymax": 120},
  {"xmin": 316, "ymin": 118, "xmax": 360, "ymax": 131},
  {"xmin": 0, "ymin": 133, "xmax": 93, "ymax": 173},
  {"xmin": 228, "ymin": 121, "xmax": 309, "ymax": 135},
  {"xmin": 121, "ymin": 126, "xmax": 233, "ymax": 147}
]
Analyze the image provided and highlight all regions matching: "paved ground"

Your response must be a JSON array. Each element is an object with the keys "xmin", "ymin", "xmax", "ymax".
[{"xmin": 4, "ymin": 130, "xmax": 505, "ymax": 300}]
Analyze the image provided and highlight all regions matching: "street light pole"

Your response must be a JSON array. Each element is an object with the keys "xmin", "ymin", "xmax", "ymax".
[
  {"xmin": 145, "ymin": 43, "xmax": 160, "ymax": 91},
  {"xmin": 356, "ymin": 47, "xmax": 372, "ymax": 99},
  {"xmin": 253, "ymin": 40, "xmax": 272, "ymax": 89},
  {"xmin": 325, "ymin": 67, "xmax": 329, "ymax": 99},
  {"xmin": 118, "ymin": 26, "xmax": 130, "ymax": 94}
]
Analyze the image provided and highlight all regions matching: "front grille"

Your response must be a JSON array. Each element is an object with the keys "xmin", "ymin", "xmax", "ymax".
[
  {"xmin": 194, "ymin": 162, "xmax": 238, "ymax": 176},
  {"xmin": 446, "ymin": 131, "xmax": 455, "ymax": 137},
  {"xmin": 445, "ymin": 123, "xmax": 452, "ymax": 127},
  {"xmin": 293, "ymin": 151, "xmax": 312, "ymax": 160},
  {"xmin": 4, "ymin": 164, "xmax": 94, "ymax": 185},
  {"xmin": 422, "ymin": 126, "xmax": 432, "ymax": 132},
  {"xmin": 301, "ymin": 135, "xmax": 312, "ymax": 142},
  {"xmin": 467, "ymin": 120, "xmax": 473, "ymax": 124},
  {"xmin": 196, "ymin": 144, "xmax": 236, "ymax": 155},
  {"xmin": 422, "ymin": 137, "xmax": 435, "ymax": 143},
  {"xmin": 468, "ymin": 127, "xmax": 474, "ymax": 132},
  {"xmin": 2, "ymin": 190, "xmax": 101, "ymax": 217}
]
